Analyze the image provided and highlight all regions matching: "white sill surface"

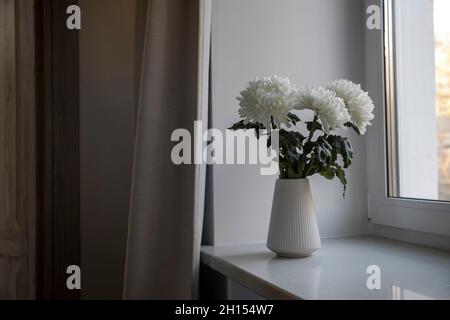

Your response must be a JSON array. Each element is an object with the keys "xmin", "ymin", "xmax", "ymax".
[{"xmin": 201, "ymin": 236, "xmax": 450, "ymax": 300}]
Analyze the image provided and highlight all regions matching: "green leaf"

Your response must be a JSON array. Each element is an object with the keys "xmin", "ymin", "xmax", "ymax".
[
  {"xmin": 344, "ymin": 122, "xmax": 361, "ymax": 135},
  {"xmin": 280, "ymin": 130, "xmax": 306, "ymax": 146},
  {"xmin": 288, "ymin": 112, "xmax": 301, "ymax": 125},
  {"xmin": 303, "ymin": 141, "xmax": 315, "ymax": 155},
  {"xmin": 334, "ymin": 165, "xmax": 348, "ymax": 198},
  {"xmin": 340, "ymin": 138, "xmax": 353, "ymax": 168},
  {"xmin": 229, "ymin": 120, "xmax": 266, "ymax": 139},
  {"xmin": 228, "ymin": 120, "xmax": 244, "ymax": 130},
  {"xmin": 319, "ymin": 166, "xmax": 335, "ymax": 180},
  {"xmin": 313, "ymin": 137, "xmax": 333, "ymax": 166},
  {"xmin": 306, "ymin": 121, "xmax": 323, "ymax": 133},
  {"xmin": 228, "ymin": 120, "xmax": 265, "ymax": 131},
  {"xmin": 326, "ymin": 135, "xmax": 354, "ymax": 168}
]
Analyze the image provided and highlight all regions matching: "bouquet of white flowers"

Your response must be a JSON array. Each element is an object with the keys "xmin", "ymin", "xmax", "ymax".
[{"xmin": 230, "ymin": 76, "xmax": 375, "ymax": 197}]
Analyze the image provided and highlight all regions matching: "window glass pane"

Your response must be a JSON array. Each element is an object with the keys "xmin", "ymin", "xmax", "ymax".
[
  {"xmin": 435, "ymin": 0, "xmax": 450, "ymax": 201},
  {"xmin": 388, "ymin": 0, "xmax": 450, "ymax": 201}
]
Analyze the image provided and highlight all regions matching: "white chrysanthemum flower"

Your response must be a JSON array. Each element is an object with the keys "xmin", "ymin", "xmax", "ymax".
[
  {"xmin": 237, "ymin": 76, "xmax": 297, "ymax": 128},
  {"xmin": 327, "ymin": 79, "xmax": 375, "ymax": 135},
  {"xmin": 295, "ymin": 87, "xmax": 351, "ymax": 133}
]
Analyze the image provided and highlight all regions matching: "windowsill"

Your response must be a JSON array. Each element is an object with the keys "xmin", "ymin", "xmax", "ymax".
[{"xmin": 201, "ymin": 236, "xmax": 450, "ymax": 300}]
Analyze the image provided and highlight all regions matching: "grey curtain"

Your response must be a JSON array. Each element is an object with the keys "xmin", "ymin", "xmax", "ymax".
[{"xmin": 123, "ymin": 0, "xmax": 211, "ymax": 299}]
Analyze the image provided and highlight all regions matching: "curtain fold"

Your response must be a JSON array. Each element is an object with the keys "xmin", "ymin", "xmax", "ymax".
[{"xmin": 123, "ymin": 0, "xmax": 211, "ymax": 300}]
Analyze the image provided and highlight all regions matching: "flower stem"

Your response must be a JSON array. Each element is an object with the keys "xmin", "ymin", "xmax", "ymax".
[
  {"xmin": 299, "ymin": 113, "xmax": 319, "ymax": 178},
  {"xmin": 270, "ymin": 116, "xmax": 277, "ymax": 130}
]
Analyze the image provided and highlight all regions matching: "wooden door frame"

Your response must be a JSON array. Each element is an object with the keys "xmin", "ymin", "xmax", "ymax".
[
  {"xmin": 35, "ymin": 0, "xmax": 80, "ymax": 300},
  {"xmin": 0, "ymin": 0, "xmax": 37, "ymax": 300}
]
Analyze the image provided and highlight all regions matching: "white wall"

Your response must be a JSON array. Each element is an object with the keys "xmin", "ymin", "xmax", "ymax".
[{"xmin": 210, "ymin": 0, "xmax": 369, "ymax": 245}]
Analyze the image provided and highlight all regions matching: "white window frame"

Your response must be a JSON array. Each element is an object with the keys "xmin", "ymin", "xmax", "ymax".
[{"xmin": 365, "ymin": 0, "xmax": 450, "ymax": 237}]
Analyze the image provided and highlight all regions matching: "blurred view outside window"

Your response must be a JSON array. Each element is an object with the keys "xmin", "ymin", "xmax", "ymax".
[
  {"xmin": 390, "ymin": 0, "xmax": 450, "ymax": 202},
  {"xmin": 435, "ymin": 0, "xmax": 450, "ymax": 201}
]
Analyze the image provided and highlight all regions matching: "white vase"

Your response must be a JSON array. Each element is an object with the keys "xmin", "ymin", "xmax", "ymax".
[{"xmin": 267, "ymin": 179, "xmax": 321, "ymax": 258}]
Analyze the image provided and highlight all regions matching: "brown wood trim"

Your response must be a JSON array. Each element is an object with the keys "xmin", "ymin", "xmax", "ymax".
[
  {"xmin": 35, "ymin": 0, "xmax": 80, "ymax": 300},
  {"xmin": 0, "ymin": 0, "xmax": 38, "ymax": 300},
  {"xmin": 35, "ymin": 0, "xmax": 52, "ymax": 300},
  {"xmin": 15, "ymin": 0, "xmax": 38, "ymax": 299}
]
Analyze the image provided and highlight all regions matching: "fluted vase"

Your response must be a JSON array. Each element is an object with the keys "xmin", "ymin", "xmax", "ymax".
[{"xmin": 267, "ymin": 179, "xmax": 321, "ymax": 258}]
